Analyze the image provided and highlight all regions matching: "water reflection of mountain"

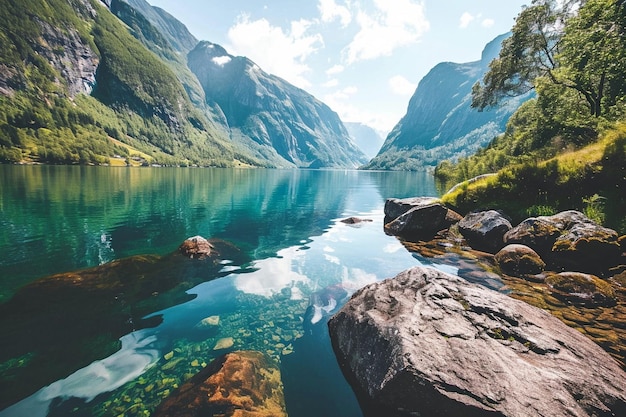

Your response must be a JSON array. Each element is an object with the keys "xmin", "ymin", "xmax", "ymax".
[
  {"xmin": 0, "ymin": 167, "xmax": 340, "ymax": 299},
  {"xmin": 1, "ymin": 166, "xmax": 438, "ymax": 300}
]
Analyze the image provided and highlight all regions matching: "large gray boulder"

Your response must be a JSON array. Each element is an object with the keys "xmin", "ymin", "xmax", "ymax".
[
  {"xmin": 384, "ymin": 197, "xmax": 461, "ymax": 239},
  {"xmin": 458, "ymin": 210, "xmax": 512, "ymax": 253},
  {"xmin": 328, "ymin": 266, "xmax": 626, "ymax": 417},
  {"xmin": 384, "ymin": 197, "xmax": 441, "ymax": 221}
]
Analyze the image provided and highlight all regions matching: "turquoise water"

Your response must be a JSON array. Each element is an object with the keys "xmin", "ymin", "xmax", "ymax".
[{"xmin": 0, "ymin": 166, "xmax": 441, "ymax": 416}]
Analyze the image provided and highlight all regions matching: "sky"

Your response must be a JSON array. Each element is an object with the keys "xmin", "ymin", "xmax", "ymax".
[{"xmin": 146, "ymin": 0, "xmax": 529, "ymax": 135}]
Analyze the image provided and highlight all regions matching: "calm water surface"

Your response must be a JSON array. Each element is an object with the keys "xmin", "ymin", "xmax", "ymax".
[{"xmin": 0, "ymin": 166, "xmax": 444, "ymax": 417}]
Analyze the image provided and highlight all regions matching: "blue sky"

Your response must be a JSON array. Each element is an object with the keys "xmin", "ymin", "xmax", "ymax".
[{"xmin": 147, "ymin": 0, "xmax": 528, "ymax": 135}]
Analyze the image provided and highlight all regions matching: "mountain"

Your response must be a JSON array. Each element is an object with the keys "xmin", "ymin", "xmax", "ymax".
[
  {"xmin": 0, "ymin": 0, "xmax": 248, "ymax": 166},
  {"xmin": 118, "ymin": 0, "xmax": 198, "ymax": 54},
  {"xmin": 0, "ymin": 0, "xmax": 365, "ymax": 168},
  {"xmin": 344, "ymin": 122, "xmax": 384, "ymax": 160},
  {"xmin": 363, "ymin": 34, "xmax": 532, "ymax": 171},
  {"xmin": 187, "ymin": 41, "xmax": 367, "ymax": 168}
]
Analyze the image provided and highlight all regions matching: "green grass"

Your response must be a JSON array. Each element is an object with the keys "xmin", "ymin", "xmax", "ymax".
[{"xmin": 441, "ymin": 122, "xmax": 626, "ymax": 233}]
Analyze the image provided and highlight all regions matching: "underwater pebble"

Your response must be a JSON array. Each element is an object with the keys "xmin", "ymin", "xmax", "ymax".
[
  {"xmin": 197, "ymin": 315, "xmax": 220, "ymax": 327},
  {"xmin": 213, "ymin": 337, "xmax": 234, "ymax": 350},
  {"xmin": 162, "ymin": 357, "xmax": 184, "ymax": 371}
]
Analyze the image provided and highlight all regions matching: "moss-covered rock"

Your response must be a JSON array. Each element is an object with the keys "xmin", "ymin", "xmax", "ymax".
[
  {"xmin": 546, "ymin": 272, "xmax": 616, "ymax": 307},
  {"xmin": 495, "ymin": 244, "xmax": 546, "ymax": 277}
]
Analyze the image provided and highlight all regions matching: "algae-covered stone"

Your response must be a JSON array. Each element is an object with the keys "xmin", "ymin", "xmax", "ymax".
[
  {"xmin": 495, "ymin": 244, "xmax": 546, "ymax": 277},
  {"xmin": 153, "ymin": 350, "xmax": 287, "ymax": 417},
  {"xmin": 178, "ymin": 235, "xmax": 214, "ymax": 259},
  {"xmin": 546, "ymin": 272, "xmax": 616, "ymax": 307}
]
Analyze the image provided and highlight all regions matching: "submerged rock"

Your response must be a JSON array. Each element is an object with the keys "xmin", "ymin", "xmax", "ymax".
[
  {"xmin": 340, "ymin": 216, "xmax": 373, "ymax": 225},
  {"xmin": 546, "ymin": 272, "xmax": 616, "ymax": 307},
  {"xmin": 0, "ymin": 238, "xmax": 248, "ymax": 409},
  {"xmin": 213, "ymin": 337, "xmax": 234, "ymax": 350},
  {"xmin": 153, "ymin": 350, "xmax": 287, "ymax": 417},
  {"xmin": 197, "ymin": 315, "xmax": 220, "ymax": 327},
  {"xmin": 458, "ymin": 210, "xmax": 512, "ymax": 253},
  {"xmin": 179, "ymin": 235, "xmax": 214, "ymax": 259},
  {"xmin": 328, "ymin": 266, "xmax": 626, "ymax": 417}
]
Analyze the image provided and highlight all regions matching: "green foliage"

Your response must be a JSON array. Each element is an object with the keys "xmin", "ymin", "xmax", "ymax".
[
  {"xmin": 473, "ymin": 0, "xmax": 626, "ymax": 120},
  {"xmin": 557, "ymin": 0, "xmax": 626, "ymax": 117},
  {"xmin": 437, "ymin": 1, "xmax": 626, "ymax": 233},
  {"xmin": 526, "ymin": 205, "xmax": 558, "ymax": 217},
  {"xmin": 440, "ymin": 122, "xmax": 626, "ymax": 233},
  {"xmin": 472, "ymin": 0, "xmax": 566, "ymax": 110},
  {"xmin": 582, "ymin": 194, "xmax": 606, "ymax": 224}
]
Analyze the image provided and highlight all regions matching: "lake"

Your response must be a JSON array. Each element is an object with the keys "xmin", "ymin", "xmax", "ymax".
[{"xmin": 0, "ymin": 165, "xmax": 443, "ymax": 417}]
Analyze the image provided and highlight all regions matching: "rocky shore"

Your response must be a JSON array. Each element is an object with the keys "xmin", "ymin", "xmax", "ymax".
[{"xmin": 328, "ymin": 197, "xmax": 626, "ymax": 417}]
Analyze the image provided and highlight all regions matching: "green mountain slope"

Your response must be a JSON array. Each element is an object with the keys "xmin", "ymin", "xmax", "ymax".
[
  {"xmin": 0, "ymin": 0, "xmax": 365, "ymax": 168},
  {"xmin": 0, "ymin": 0, "xmax": 249, "ymax": 166}
]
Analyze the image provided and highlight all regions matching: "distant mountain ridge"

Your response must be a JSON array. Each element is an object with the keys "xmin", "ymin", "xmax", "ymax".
[
  {"xmin": 0, "ymin": 0, "xmax": 366, "ymax": 168},
  {"xmin": 363, "ymin": 33, "xmax": 532, "ymax": 171},
  {"xmin": 111, "ymin": 0, "xmax": 367, "ymax": 168},
  {"xmin": 344, "ymin": 122, "xmax": 384, "ymax": 160},
  {"xmin": 188, "ymin": 41, "xmax": 367, "ymax": 168}
]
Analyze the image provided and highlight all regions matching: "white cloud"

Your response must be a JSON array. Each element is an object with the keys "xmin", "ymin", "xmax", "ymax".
[
  {"xmin": 323, "ymin": 78, "xmax": 340, "ymax": 88},
  {"xmin": 326, "ymin": 64, "xmax": 345, "ymax": 76},
  {"xmin": 326, "ymin": 86, "xmax": 358, "ymax": 101},
  {"xmin": 233, "ymin": 246, "xmax": 310, "ymax": 297},
  {"xmin": 459, "ymin": 12, "xmax": 475, "ymax": 29},
  {"xmin": 460, "ymin": 12, "xmax": 493, "ymax": 29},
  {"xmin": 319, "ymin": 0, "xmax": 352, "ymax": 26},
  {"xmin": 227, "ymin": 15, "xmax": 323, "ymax": 89},
  {"xmin": 323, "ymin": 88, "xmax": 398, "ymax": 134},
  {"xmin": 389, "ymin": 75, "xmax": 416, "ymax": 96},
  {"xmin": 482, "ymin": 18, "xmax": 495, "ymax": 28},
  {"xmin": 211, "ymin": 56, "xmax": 232, "ymax": 66},
  {"xmin": 343, "ymin": 0, "xmax": 429, "ymax": 64}
]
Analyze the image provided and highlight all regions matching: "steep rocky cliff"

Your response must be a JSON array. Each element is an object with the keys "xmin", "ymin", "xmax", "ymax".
[
  {"xmin": 188, "ymin": 41, "xmax": 368, "ymax": 168},
  {"xmin": 363, "ymin": 34, "xmax": 532, "ymax": 170}
]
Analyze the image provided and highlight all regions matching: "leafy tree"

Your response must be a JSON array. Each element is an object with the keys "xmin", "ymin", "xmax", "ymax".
[
  {"xmin": 473, "ymin": 0, "xmax": 626, "ymax": 119},
  {"xmin": 556, "ymin": 0, "xmax": 626, "ymax": 117},
  {"xmin": 471, "ymin": 0, "xmax": 572, "ymax": 110}
]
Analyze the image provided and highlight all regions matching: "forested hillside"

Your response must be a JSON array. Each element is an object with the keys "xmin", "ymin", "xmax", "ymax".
[
  {"xmin": 0, "ymin": 0, "xmax": 366, "ymax": 168},
  {"xmin": 435, "ymin": 0, "xmax": 626, "ymax": 232},
  {"xmin": 0, "ymin": 0, "xmax": 251, "ymax": 166}
]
